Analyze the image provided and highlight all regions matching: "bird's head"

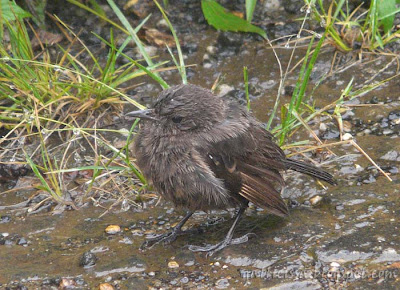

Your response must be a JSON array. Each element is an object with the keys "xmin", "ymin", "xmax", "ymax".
[{"xmin": 126, "ymin": 84, "xmax": 225, "ymax": 135}]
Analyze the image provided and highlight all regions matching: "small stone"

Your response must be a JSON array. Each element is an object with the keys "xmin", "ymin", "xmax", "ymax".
[
  {"xmin": 137, "ymin": 46, "xmax": 158, "ymax": 57},
  {"xmin": 168, "ymin": 261, "xmax": 179, "ymax": 268},
  {"xmin": 206, "ymin": 45, "xmax": 217, "ymax": 54},
  {"xmin": 119, "ymin": 237, "xmax": 133, "ymax": 244},
  {"xmin": 383, "ymin": 129, "xmax": 394, "ymax": 135},
  {"xmin": 157, "ymin": 19, "xmax": 168, "ymax": 29},
  {"xmin": 0, "ymin": 215, "xmax": 11, "ymax": 223},
  {"xmin": 148, "ymin": 271, "xmax": 156, "ymax": 277},
  {"xmin": 319, "ymin": 123, "xmax": 327, "ymax": 132},
  {"xmin": 105, "ymin": 225, "xmax": 121, "ymax": 235},
  {"xmin": 180, "ymin": 277, "xmax": 189, "ymax": 284},
  {"xmin": 214, "ymin": 262, "xmax": 221, "ymax": 267},
  {"xmin": 217, "ymin": 84, "xmax": 234, "ymax": 97},
  {"xmin": 215, "ymin": 278, "xmax": 230, "ymax": 289},
  {"xmin": 310, "ymin": 195, "xmax": 322, "ymax": 205},
  {"xmin": 131, "ymin": 229, "xmax": 143, "ymax": 236},
  {"xmin": 99, "ymin": 283, "xmax": 114, "ymax": 290},
  {"xmin": 79, "ymin": 251, "xmax": 97, "ymax": 268},
  {"xmin": 342, "ymin": 133, "xmax": 353, "ymax": 140},
  {"xmin": 60, "ymin": 278, "xmax": 76, "ymax": 288},
  {"xmin": 392, "ymin": 118, "xmax": 400, "ymax": 125},
  {"xmin": 330, "ymin": 261, "xmax": 340, "ymax": 267},
  {"xmin": 17, "ymin": 237, "xmax": 27, "ymax": 245},
  {"xmin": 203, "ymin": 62, "xmax": 212, "ymax": 69},
  {"xmin": 184, "ymin": 260, "xmax": 195, "ymax": 266}
]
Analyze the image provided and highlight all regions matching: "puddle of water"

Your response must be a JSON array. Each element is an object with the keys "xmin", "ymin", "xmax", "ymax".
[{"xmin": 2, "ymin": 2, "xmax": 400, "ymax": 288}]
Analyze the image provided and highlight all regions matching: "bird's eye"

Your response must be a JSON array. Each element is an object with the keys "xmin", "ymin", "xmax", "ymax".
[{"xmin": 172, "ymin": 116, "xmax": 183, "ymax": 123}]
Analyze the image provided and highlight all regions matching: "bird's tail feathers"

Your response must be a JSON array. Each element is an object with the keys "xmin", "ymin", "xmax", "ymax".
[{"xmin": 284, "ymin": 158, "xmax": 336, "ymax": 185}]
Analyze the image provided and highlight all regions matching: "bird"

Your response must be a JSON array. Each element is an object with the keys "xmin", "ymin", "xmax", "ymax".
[{"xmin": 126, "ymin": 84, "xmax": 335, "ymax": 255}]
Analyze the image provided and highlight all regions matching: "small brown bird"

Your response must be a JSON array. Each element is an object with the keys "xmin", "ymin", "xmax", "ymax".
[{"xmin": 127, "ymin": 84, "xmax": 335, "ymax": 255}]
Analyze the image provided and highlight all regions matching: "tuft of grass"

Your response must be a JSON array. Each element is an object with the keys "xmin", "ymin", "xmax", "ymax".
[
  {"xmin": 0, "ymin": 17, "xmax": 151, "ymax": 132},
  {"xmin": 1, "ymin": 0, "xmax": 189, "ymax": 208},
  {"xmin": 308, "ymin": 0, "xmax": 400, "ymax": 51},
  {"xmin": 0, "ymin": 16, "xmax": 166, "ymax": 206}
]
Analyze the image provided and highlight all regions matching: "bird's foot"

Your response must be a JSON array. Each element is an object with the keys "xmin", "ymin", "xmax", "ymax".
[
  {"xmin": 188, "ymin": 233, "xmax": 253, "ymax": 256},
  {"xmin": 140, "ymin": 229, "xmax": 181, "ymax": 250},
  {"xmin": 140, "ymin": 227, "xmax": 201, "ymax": 250}
]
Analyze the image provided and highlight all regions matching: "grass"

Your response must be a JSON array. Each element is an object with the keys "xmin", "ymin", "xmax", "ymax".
[
  {"xmin": 1, "ymin": 0, "xmax": 398, "ymax": 212},
  {"xmin": 261, "ymin": 0, "xmax": 398, "ymax": 181},
  {"xmin": 0, "ymin": 0, "xmax": 187, "ymax": 210},
  {"xmin": 307, "ymin": 0, "xmax": 400, "ymax": 51}
]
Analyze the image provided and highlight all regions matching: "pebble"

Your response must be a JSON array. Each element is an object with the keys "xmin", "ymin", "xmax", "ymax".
[
  {"xmin": 203, "ymin": 62, "xmax": 212, "ymax": 69},
  {"xmin": 310, "ymin": 195, "xmax": 322, "ymax": 205},
  {"xmin": 383, "ymin": 129, "xmax": 394, "ymax": 135},
  {"xmin": 330, "ymin": 261, "xmax": 340, "ymax": 268},
  {"xmin": 17, "ymin": 237, "xmax": 27, "ymax": 245},
  {"xmin": 105, "ymin": 225, "xmax": 121, "ymax": 235},
  {"xmin": 119, "ymin": 237, "xmax": 133, "ymax": 244},
  {"xmin": 0, "ymin": 215, "xmax": 11, "ymax": 223},
  {"xmin": 215, "ymin": 278, "xmax": 230, "ymax": 289},
  {"xmin": 168, "ymin": 261, "xmax": 179, "ymax": 269},
  {"xmin": 206, "ymin": 45, "xmax": 217, "ymax": 54},
  {"xmin": 99, "ymin": 283, "xmax": 114, "ymax": 290},
  {"xmin": 184, "ymin": 260, "xmax": 195, "ymax": 266},
  {"xmin": 342, "ymin": 133, "xmax": 353, "ymax": 140},
  {"xmin": 157, "ymin": 18, "xmax": 168, "ymax": 29},
  {"xmin": 392, "ymin": 118, "xmax": 400, "ymax": 125},
  {"xmin": 79, "ymin": 251, "xmax": 97, "ymax": 268},
  {"xmin": 180, "ymin": 277, "xmax": 189, "ymax": 284},
  {"xmin": 217, "ymin": 84, "xmax": 234, "ymax": 97},
  {"xmin": 131, "ymin": 229, "xmax": 144, "ymax": 236},
  {"xmin": 60, "ymin": 278, "xmax": 76, "ymax": 288}
]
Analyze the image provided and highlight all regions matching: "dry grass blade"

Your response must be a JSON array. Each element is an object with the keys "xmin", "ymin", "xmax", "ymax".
[{"xmin": 288, "ymin": 139, "xmax": 392, "ymax": 182}]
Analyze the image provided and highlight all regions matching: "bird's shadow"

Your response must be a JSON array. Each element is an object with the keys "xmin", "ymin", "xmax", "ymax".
[{"xmin": 181, "ymin": 212, "xmax": 288, "ymax": 247}]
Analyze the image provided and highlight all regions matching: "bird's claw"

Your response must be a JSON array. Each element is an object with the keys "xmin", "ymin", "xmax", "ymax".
[
  {"xmin": 188, "ymin": 233, "xmax": 254, "ymax": 256},
  {"xmin": 140, "ymin": 230, "xmax": 180, "ymax": 250}
]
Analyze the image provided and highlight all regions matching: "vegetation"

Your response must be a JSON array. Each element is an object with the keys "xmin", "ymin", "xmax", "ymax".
[
  {"xmin": 1, "ymin": 0, "xmax": 398, "ymax": 209},
  {"xmin": 308, "ymin": 0, "xmax": 400, "ymax": 51}
]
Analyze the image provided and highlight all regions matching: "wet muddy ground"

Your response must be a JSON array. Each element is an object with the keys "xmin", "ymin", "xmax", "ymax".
[{"xmin": 1, "ymin": 0, "xmax": 400, "ymax": 289}]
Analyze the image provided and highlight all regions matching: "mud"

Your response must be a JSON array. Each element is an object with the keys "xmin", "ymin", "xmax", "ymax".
[{"xmin": 1, "ymin": 0, "xmax": 400, "ymax": 289}]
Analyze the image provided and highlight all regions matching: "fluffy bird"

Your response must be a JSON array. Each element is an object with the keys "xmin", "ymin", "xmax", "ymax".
[{"xmin": 127, "ymin": 84, "xmax": 335, "ymax": 255}]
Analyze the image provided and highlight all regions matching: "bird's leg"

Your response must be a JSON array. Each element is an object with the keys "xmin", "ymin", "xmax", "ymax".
[
  {"xmin": 140, "ymin": 211, "xmax": 193, "ymax": 250},
  {"xmin": 188, "ymin": 206, "xmax": 251, "ymax": 256}
]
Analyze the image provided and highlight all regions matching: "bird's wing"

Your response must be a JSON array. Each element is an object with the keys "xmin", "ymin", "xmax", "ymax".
[{"xmin": 195, "ymin": 115, "xmax": 289, "ymax": 217}]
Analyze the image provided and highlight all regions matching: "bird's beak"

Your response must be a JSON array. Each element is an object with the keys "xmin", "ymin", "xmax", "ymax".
[{"xmin": 125, "ymin": 109, "xmax": 158, "ymax": 121}]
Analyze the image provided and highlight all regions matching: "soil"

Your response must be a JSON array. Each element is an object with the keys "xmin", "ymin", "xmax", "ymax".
[{"xmin": 1, "ymin": 0, "xmax": 400, "ymax": 289}]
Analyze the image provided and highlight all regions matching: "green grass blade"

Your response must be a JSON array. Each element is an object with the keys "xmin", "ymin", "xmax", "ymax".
[
  {"xmin": 246, "ymin": 0, "xmax": 257, "ymax": 22},
  {"xmin": 153, "ymin": 0, "xmax": 187, "ymax": 84}
]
